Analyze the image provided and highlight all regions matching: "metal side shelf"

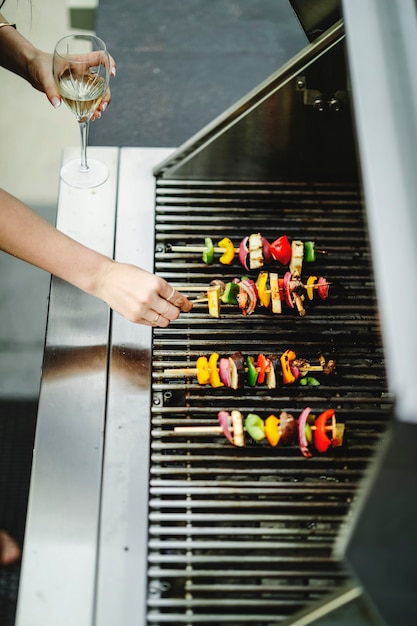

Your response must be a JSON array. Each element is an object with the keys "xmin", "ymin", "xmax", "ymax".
[{"xmin": 15, "ymin": 147, "xmax": 173, "ymax": 626}]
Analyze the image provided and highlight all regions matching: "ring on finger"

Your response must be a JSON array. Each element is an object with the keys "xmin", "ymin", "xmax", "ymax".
[
  {"xmin": 166, "ymin": 287, "xmax": 176, "ymax": 302},
  {"xmin": 153, "ymin": 313, "xmax": 160, "ymax": 324}
]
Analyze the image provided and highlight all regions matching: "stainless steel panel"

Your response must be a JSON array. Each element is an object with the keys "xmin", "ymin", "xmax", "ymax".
[
  {"xmin": 95, "ymin": 148, "xmax": 174, "ymax": 626},
  {"xmin": 342, "ymin": 0, "xmax": 417, "ymax": 424},
  {"xmin": 15, "ymin": 147, "xmax": 119, "ymax": 626},
  {"xmin": 154, "ymin": 22, "xmax": 358, "ymax": 183}
]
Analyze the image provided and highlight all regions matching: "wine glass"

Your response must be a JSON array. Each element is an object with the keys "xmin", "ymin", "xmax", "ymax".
[{"xmin": 53, "ymin": 34, "xmax": 111, "ymax": 189}]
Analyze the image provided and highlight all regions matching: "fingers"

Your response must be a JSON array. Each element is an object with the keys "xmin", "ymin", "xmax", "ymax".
[
  {"xmin": 164, "ymin": 286, "xmax": 193, "ymax": 312},
  {"xmin": 91, "ymin": 58, "xmax": 116, "ymax": 120},
  {"xmin": 49, "ymin": 94, "xmax": 62, "ymax": 109},
  {"xmin": 97, "ymin": 261, "xmax": 192, "ymax": 328},
  {"xmin": 43, "ymin": 78, "xmax": 62, "ymax": 109},
  {"xmin": 109, "ymin": 55, "xmax": 117, "ymax": 77},
  {"xmin": 149, "ymin": 286, "xmax": 193, "ymax": 328},
  {"xmin": 0, "ymin": 531, "xmax": 21, "ymax": 566}
]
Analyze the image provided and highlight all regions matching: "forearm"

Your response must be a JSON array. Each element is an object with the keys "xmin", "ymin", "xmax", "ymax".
[
  {"xmin": 0, "ymin": 189, "xmax": 192, "ymax": 327},
  {"xmin": 0, "ymin": 188, "xmax": 112, "ymax": 296},
  {"xmin": 0, "ymin": 14, "xmax": 38, "ymax": 82}
]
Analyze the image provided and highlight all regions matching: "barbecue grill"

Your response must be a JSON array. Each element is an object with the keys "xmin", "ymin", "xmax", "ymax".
[{"xmin": 16, "ymin": 1, "xmax": 417, "ymax": 625}]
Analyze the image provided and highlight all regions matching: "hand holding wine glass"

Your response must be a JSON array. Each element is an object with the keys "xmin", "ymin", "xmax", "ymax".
[{"xmin": 53, "ymin": 34, "xmax": 112, "ymax": 189}]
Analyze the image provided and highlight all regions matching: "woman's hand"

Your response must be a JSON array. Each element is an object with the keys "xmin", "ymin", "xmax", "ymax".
[
  {"xmin": 27, "ymin": 48, "xmax": 116, "ymax": 117},
  {"xmin": 0, "ymin": 20, "xmax": 116, "ymax": 118},
  {"xmin": 0, "ymin": 189, "xmax": 190, "ymax": 329},
  {"xmin": 95, "ymin": 260, "xmax": 193, "ymax": 327}
]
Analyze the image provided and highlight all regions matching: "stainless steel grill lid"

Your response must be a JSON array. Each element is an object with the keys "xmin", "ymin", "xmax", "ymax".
[{"xmin": 154, "ymin": 22, "xmax": 357, "ymax": 184}]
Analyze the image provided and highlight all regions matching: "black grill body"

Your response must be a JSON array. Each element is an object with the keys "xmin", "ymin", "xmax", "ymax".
[{"xmin": 148, "ymin": 180, "xmax": 391, "ymax": 624}]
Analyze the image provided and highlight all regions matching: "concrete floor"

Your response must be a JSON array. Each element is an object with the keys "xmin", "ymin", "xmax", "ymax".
[{"xmin": 0, "ymin": 0, "xmax": 90, "ymax": 398}]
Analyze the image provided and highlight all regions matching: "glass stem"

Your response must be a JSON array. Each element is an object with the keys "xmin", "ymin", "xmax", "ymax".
[{"xmin": 78, "ymin": 121, "xmax": 90, "ymax": 173}]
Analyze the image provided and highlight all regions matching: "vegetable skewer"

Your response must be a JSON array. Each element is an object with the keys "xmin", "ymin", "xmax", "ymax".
[
  {"xmin": 174, "ymin": 407, "xmax": 345, "ymax": 456},
  {"xmin": 188, "ymin": 281, "xmax": 332, "ymax": 302},
  {"xmin": 174, "ymin": 270, "xmax": 331, "ymax": 318},
  {"xmin": 168, "ymin": 233, "xmax": 327, "ymax": 270},
  {"xmin": 161, "ymin": 349, "xmax": 336, "ymax": 389}
]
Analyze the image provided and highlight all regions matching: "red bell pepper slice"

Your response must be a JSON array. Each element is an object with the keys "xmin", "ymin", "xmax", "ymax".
[
  {"xmin": 317, "ymin": 276, "xmax": 330, "ymax": 300},
  {"xmin": 269, "ymin": 235, "xmax": 292, "ymax": 265},
  {"xmin": 313, "ymin": 409, "xmax": 335, "ymax": 453},
  {"xmin": 256, "ymin": 353, "xmax": 271, "ymax": 384}
]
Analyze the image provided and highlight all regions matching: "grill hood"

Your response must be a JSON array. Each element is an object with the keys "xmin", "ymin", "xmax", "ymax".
[{"xmin": 154, "ymin": 20, "xmax": 357, "ymax": 184}]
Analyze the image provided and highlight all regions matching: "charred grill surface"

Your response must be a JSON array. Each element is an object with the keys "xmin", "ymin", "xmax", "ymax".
[{"xmin": 148, "ymin": 180, "xmax": 392, "ymax": 625}]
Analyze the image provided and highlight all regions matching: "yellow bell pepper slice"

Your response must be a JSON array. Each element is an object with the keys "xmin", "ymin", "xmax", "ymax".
[
  {"xmin": 196, "ymin": 356, "xmax": 210, "ymax": 385},
  {"xmin": 255, "ymin": 271, "xmax": 271, "ymax": 308},
  {"xmin": 218, "ymin": 237, "xmax": 235, "ymax": 265},
  {"xmin": 264, "ymin": 414, "xmax": 281, "ymax": 447},
  {"xmin": 208, "ymin": 352, "xmax": 224, "ymax": 388},
  {"xmin": 306, "ymin": 275, "xmax": 317, "ymax": 300},
  {"xmin": 207, "ymin": 284, "xmax": 222, "ymax": 318}
]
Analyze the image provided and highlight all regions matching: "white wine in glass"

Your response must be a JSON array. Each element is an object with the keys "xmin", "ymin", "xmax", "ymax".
[{"xmin": 53, "ymin": 34, "xmax": 111, "ymax": 189}]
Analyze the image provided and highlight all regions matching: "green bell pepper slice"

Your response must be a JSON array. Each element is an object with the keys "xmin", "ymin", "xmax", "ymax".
[
  {"xmin": 299, "ymin": 376, "xmax": 321, "ymax": 386},
  {"xmin": 202, "ymin": 237, "xmax": 214, "ymax": 264},
  {"xmin": 304, "ymin": 241, "xmax": 316, "ymax": 263},
  {"xmin": 244, "ymin": 413, "xmax": 265, "ymax": 442},
  {"xmin": 246, "ymin": 356, "xmax": 259, "ymax": 387},
  {"xmin": 221, "ymin": 282, "xmax": 240, "ymax": 304}
]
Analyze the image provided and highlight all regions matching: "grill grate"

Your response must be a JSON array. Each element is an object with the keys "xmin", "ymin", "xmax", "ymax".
[{"xmin": 148, "ymin": 180, "xmax": 392, "ymax": 625}]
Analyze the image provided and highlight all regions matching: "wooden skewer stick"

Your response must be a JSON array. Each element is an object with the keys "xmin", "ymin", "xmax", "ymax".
[
  {"xmin": 170, "ymin": 245, "xmax": 328, "ymax": 256},
  {"xmin": 176, "ymin": 282, "xmax": 332, "ymax": 295},
  {"xmin": 301, "ymin": 282, "xmax": 332, "ymax": 289},
  {"xmin": 172, "ymin": 285, "xmax": 210, "ymax": 292},
  {"xmin": 174, "ymin": 422, "xmax": 336, "ymax": 435},
  {"xmin": 170, "ymin": 245, "xmax": 239, "ymax": 253},
  {"xmin": 175, "ymin": 425, "xmax": 224, "ymax": 434},
  {"xmin": 163, "ymin": 368, "xmax": 199, "ymax": 377},
  {"xmin": 162, "ymin": 363, "xmax": 323, "ymax": 379},
  {"xmin": 298, "ymin": 365, "xmax": 323, "ymax": 375}
]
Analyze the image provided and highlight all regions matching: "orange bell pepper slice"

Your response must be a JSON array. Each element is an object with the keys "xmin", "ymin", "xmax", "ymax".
[{"xmin": 280, "ymin": 349, "xmax": 297, "ymax": 385}]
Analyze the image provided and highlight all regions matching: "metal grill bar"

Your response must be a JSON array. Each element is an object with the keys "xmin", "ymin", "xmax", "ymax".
[{"xmin": 148, "ymin": 180, "xmax": 392, "ymax": 625}]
